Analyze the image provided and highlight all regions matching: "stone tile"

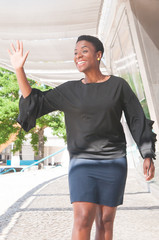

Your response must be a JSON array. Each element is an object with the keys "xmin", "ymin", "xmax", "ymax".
[{"xmin": 2, "ymin": 170, "xmax": 159, "ymax": 240}]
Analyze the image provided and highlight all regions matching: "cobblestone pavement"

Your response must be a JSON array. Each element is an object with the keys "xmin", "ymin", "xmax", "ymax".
[{"xmin": 0, "ymin": 169, "xmax": 159, "ymax": 240}]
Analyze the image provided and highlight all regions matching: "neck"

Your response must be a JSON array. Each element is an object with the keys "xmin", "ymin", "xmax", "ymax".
[{"xmin": 84, "ymin": 69, "xmax": 105, "ymax": 84}]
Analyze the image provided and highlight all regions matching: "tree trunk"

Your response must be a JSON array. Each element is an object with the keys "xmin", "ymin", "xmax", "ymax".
[{"xmin": 35, "ymin": 128, "xmax": 45, "ymax": 169}]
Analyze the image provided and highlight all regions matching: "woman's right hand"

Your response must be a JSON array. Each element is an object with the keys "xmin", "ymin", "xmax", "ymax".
[
  {"xmin": 8, "ymin": 40, "xmax": 29, "ymax": 70},
  {"xmin": 8, "ymin": 40, "xmax": 32, "ymax": 98}
]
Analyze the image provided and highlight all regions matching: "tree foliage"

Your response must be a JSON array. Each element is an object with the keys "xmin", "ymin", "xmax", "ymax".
[
  {"xmin": 0, "ymin": 68, "xmax": 19, "ymax": 144},
  {"xmin": 0, "ymin": 67, "xmax": 66, "ymax": 158}
]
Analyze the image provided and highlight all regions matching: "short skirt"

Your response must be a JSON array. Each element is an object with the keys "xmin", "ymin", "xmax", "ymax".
[{"xmin": 68, "ymin": 157, "xmax": 127, "ymax": 207}]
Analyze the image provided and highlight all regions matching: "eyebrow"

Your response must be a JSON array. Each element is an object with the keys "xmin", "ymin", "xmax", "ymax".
[{"xmin": 74, "ymin": 45, "xmax": 89, "ymax": 51}]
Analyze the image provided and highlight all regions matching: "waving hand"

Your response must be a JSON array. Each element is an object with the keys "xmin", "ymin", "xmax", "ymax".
[
  {"xmin": 8, "ymin": 40, "xmax": 31, "ymax": 98},
  {"xmin": 8, "ymin": 40, "xmax": 29, "ymax": 70}
]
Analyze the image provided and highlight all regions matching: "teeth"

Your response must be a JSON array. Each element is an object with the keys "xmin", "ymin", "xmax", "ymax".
[{"xmin": 77, "ymin": 61, "xmax": 85, "ymax": 65}]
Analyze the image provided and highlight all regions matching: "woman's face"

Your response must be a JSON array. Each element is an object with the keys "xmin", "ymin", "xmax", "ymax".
[{"xmin": 74, "ymin": 40, "xmax": 101, "ymax": 73}]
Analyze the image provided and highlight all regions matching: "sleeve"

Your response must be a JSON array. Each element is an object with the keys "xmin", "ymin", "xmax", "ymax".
[
  {"xmin": 17, "ymin": 87, "xmax": 65, "ymax": 132},
  {"xmin": 121, "ymin": 80, "xmax": 157, "ymax": 159}
]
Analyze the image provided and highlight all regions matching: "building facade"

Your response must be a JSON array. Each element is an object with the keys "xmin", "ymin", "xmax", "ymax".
[{"xmin": 99, "ymin": 0, "xmax": 159, "ymax": 150}]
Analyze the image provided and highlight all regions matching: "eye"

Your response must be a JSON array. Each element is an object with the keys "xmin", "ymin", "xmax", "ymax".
[
  {"xmin": 74, "ymin": 52, "xmax": 77, "ymax": 56},
  {"xmin": 83, "ymin": 50, "xmax": 88, "ymax": 53}
]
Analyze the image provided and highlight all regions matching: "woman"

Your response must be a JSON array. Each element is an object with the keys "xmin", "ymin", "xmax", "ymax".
[{"xmin": 8, "ymin": 35, "xmax": 156, "ymax": 240}]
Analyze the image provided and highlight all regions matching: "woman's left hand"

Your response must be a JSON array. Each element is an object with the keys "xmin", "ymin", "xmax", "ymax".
[{"xmin": 143, "ymin": 158, "xmax": 155, "ymax": 181}]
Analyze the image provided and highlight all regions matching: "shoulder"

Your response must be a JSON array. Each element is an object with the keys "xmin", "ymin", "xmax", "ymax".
[
  {"xmin": 110, "ymin": 75, "xmax": 128, "ymax": 86},
  {"xmin": 110, "ymin": 75, "xmax": 132, "ymax": 91},
  {"xmin": 110, "ymin": 76, "xmax": 135, "ymax": 100}
]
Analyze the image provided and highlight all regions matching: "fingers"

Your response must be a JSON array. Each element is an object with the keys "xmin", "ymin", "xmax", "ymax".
[
  {"xmin": 20, "ymin": 41, "xmax": 23, "ymax": 55},
  {"xmin": 8, "ymin": 42, "xmax": 18, "ymax": 55},
  {"xmin": 23, "ymin": 50, "xmax": 29, "ymax": 62},
  {"xmin": 8, "ymin": 41, "xmax": 29, "ymax": 68},
  {"xmin": 143, "ymin": 159, "xmax": 148, "ymax": 177},
  {"xmin": 11, "ymin": 43, "xmax": 16, "ymax": 53},
  {"xmin": 8, "ymin": 48, "xmax": 12, "ymax": 56},
  {"xmin": 147, "ymin": 162, "xmax": 155, "ymax": 181},
  {"xmin": 143, "ymin": 164, "xmax": 147, "ymax": 176},
  {"xmin": 8, "ymin": 40, "xmax": 23, "ymax": 55},
  {"xmin": 8, "ymin": 40, "xmax": 29, "ymax": 59},
  {"xmin": 16, "ymin": 40, "xmax": 20, "ymax": 52}
]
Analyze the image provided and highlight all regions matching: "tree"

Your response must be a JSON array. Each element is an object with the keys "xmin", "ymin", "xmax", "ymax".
[
  {"xmin": 0, "ymin": 67, "xmax": 66, "ymax": 162},
  {"xmin": 0, "ymin": 68, "xmax": 20, "ymax": 144}
]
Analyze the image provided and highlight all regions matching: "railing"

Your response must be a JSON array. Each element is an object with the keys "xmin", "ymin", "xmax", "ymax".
[
  {"xmin": 0, "ymin": 147, "xmax": 67, "ymax": 175},
  {"xmin": 0, "ymin": 167, "xmax": 16, "ymax": 175},
  {"xmin": 21, "ymin": 147, "xmax": 67, "ymax": 172}
]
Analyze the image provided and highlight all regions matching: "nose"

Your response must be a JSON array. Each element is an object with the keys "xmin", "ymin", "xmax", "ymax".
[{"xmin": 75, "ymin": 51, "xmax": 83, "ymax": 60}]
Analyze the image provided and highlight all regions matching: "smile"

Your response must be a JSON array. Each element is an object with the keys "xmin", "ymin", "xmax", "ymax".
[{"xmin": 77, "ymin": 61, "xmax": 86, "ymax": 65}]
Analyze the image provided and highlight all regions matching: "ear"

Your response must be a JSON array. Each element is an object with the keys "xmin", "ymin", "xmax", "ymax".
[{"xmin": 96, "ymin": 51, "xmax": 102, "ymax": 62}]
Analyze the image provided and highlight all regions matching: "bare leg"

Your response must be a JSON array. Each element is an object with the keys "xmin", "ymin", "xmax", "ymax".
[
  {"xmin": 71, "ymin": 202, "xmax": 97, "ymax": 240},
  {"xmin": 95, "ymin": 205, "xmax": 117, "ymax": 240}
]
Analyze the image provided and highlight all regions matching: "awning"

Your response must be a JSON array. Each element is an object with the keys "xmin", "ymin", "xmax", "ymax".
[{"xmin": 0, "ymin": 0, "xmax": 107, "ymax": 87}]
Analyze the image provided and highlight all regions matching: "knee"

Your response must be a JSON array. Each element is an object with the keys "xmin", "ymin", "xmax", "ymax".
[
  {"xmin": 96, "ymin": 212, "xmax": 115, "ymax": 229},
  {"xmin": 102, "ymin": 212, "xmax": 115, "ymax": 227},
  {"xmin": 74, "ymin": 210, "xmax": 93, "ymax": 230},
  {"xmin": 96, "ymin": 217, "xmax": 105, "ymax": 232}
]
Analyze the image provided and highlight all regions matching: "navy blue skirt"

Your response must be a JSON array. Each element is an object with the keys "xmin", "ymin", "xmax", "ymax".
[{"xmin": 69, "ymin": 157, "xmax": 127, "ymax": 207}]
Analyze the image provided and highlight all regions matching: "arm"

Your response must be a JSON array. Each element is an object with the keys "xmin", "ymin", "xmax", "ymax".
[
  {"xmin": 8, "ymin": 40, "xmax": 31, "ymax": 98},
  {"xmin": 8, "ymin": 41, "xmax": 65, "ymax": 132},
  {"xmin": 121, "ymin": 80, "xmax": 156, "ymax": 181}
]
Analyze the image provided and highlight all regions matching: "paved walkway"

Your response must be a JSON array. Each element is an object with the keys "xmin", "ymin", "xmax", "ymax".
[{"xmin": 0, "ymin": 167, "xmax": 159, "ymax": 240}]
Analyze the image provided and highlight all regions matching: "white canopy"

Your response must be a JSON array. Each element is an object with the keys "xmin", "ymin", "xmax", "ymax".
[{"xmin": 0, "ymin": 0, "xmax": 107, "ymax": 87}]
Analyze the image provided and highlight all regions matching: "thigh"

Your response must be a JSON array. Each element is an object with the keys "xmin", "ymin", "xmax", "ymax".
[
  {"xmin": 69, "ymin": 157, "xmax": 127, "ymax": 207},
  {"xmin": 69, "ymin": 159, "xmax": 99, "ymax": 204},
  {"xmin": 97, "ymin": 157, "xmax": 127, "ymax": 207},
  {"xmin": 73, "ymin": 202, "xmax": 97, "ymax": 224}
]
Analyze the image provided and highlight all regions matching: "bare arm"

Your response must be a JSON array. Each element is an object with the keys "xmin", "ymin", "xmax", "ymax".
[{"xmin": 8, "ymin": 40, "xmax": 32, "ymax": 98}]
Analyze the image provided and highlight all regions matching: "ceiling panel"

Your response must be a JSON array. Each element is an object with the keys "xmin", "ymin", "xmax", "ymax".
[{"xmin": 0, "ymin": 0, "xmax": 105, "ymax": 86}]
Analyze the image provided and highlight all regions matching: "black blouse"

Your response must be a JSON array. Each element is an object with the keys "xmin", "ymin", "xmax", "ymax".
[{"xmin": 17, "ymin": 75, "xmax": 156, "ymax": 160}]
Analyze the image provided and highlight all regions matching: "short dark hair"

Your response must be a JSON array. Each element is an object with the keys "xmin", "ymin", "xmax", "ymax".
[{"xmin": 76, "ymin": 35, "xmax": 104, "ymax": 56}]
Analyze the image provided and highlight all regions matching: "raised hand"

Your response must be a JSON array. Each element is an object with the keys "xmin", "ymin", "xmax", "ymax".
[
  {"xmin": 7, "ymin": 40, "xmax": 31, "ymax": 98},
  {"xmin": 8, "ymin": 40, "xmax": 29, "ymax": 70}
]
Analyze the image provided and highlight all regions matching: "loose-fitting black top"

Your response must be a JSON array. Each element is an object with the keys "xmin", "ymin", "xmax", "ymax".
[{"xmin": 17, "ymin": 75, "xmax": 156, "ymax": 160}]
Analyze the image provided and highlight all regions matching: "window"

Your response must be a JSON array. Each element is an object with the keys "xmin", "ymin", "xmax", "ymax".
[{"xmin": 110, "ymin": 10, "xmax": 150, "ymax": 118}]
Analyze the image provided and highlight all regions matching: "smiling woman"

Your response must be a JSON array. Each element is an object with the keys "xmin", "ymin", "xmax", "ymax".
[
  {"xmin": 74, "ymin": 35, "xmax": 104, "ymax": 79},
  {"xmin": 8, "ymin": 35, "xmax": 156, "ymax": 240}
]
